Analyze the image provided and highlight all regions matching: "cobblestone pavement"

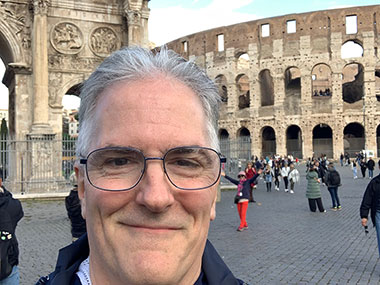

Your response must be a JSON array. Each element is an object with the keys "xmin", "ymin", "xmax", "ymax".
[{"xmin": 16, "ymin": 164, "xmax": 380, "ymax": 284}]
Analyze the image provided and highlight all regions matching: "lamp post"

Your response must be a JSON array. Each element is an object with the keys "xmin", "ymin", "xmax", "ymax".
[{"xmin": 363, "ymin": 93, "xmax": 366, "ymax": 159}]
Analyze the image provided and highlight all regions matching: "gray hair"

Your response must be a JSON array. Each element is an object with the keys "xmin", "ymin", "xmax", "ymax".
[{"xmin": 76, "ymin": 46, "xmax": 220, "ymax": 157}]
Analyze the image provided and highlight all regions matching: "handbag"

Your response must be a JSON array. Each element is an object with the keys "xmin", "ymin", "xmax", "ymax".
[{"xmin": 234, "ymin": 195, "xmax": 240, "ymax": 204}]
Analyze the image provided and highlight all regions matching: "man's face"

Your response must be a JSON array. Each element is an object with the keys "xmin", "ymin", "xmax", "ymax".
[{"xmin": 76, "ymin": 76, "xmax": 218, "ymax": 285}]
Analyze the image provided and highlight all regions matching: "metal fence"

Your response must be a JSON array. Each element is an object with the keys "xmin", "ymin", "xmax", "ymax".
[
  {"xmin": 313, "ymin": 138, "xmax": 333, "ymax": 158},
  {"xmin": 0, "ymin": 134, "xmax": 77, "ymax": 194},
  {"xmin": 344, "ymin": 137, "xmax": 365, "ymax": 157},
  {"xmin": 220, "ymin": 138, "xmax": 252, "ymax": 180}
]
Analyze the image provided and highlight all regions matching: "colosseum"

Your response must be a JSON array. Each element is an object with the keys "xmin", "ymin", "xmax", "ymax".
[{"xmin": 166, "ymin": 4, "xmax": 380, "ymax": 163}]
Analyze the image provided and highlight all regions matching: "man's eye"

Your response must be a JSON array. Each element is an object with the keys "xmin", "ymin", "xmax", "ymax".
[
  {"xmin": 173, "ymin": 159, "xmax": 199, "ymax": 168},
  {"xmin": 105, "ymin": 158, "xmax": 129, "ymax": 166}
]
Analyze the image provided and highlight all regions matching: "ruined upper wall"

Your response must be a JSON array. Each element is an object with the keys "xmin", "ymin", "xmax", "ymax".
[{"xmin": 166, "ymin": 5, "xmax": 380, "ymax": 59}]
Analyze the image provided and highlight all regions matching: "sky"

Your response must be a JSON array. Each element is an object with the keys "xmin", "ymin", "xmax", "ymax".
[
  {"xmin": 148, "ymin": 0, "xmax": 380, "ymax": 46},
  {"xmin": 0, "ymin": 0, "xmax": 379, "ymax": 110}
]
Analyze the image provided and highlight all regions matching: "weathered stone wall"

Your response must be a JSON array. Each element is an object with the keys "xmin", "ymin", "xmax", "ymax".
[{"xmin": 166, "ymin": 5, "xmax": 380, "ymax": 159}]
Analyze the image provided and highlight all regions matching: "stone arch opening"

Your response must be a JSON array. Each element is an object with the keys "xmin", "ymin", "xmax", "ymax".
[
  {"xmin": 218, "ymin": 128, "xmax": 229, "ymax": 157},
  {"xmin": 312, "ymin": 63, "xmax": 332, "ymax": 97},
  {"xmin": 343, "ymin": 122, "xmax": 365, "ymax": 157},
  {"xmin": 376, "ymin": 69, "xmax": 380, "ymax": 102},
  {"xmin": 215, "ymin": 74, "xmax": 228, "ymax": 103},
  {"xmin": 313, "ymin": 124, "xmax": 333, "ymax": 158},
  {"xmin": 342, "ymin": 63, "xmax": 364, "ymax": 103},
  {"xmin": 341, "ymin": 40, "xmax": 363, "ymax": 59},
  {"xmin": 236, "ymin": 74, "xmax": 250, "ymax": 109},
  {"xmin": 262, "ymin": 126, "xmax": 276, "ymax": 158},
  {"xmin": 62, "ymin": 83, "xmax": 81, "ymax": 179},
  {"xmin": 62, "ymin": 83, "xmax": 81, "ymax": 135},
  {"xmin": 259, "ymin": 69, "xmax": 274, "ymax": 106},
  {"xmin": 286, "ymin": 125, "xmax": 303, "ymax": 159},
  {"xmin": 237, "ymin": 127, "xmax": 251, "ymax": 160},
  {"xmin": 237, "ymin": 53, "xmax": 249, "ymax": 70},
  {"xmin": 284, "ymin": 67, "xmax": 301, "ymax": 114},
  {"xmin": 0, "ymin": 30, "xmax": 16, "ymax": 138}
]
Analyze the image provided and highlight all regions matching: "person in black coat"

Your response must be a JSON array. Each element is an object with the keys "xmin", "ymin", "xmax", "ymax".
[
  {"xmin": 367, "ymin": 158, "xmax": 375, "ymax": 179},
  {"xmin": 360, "ymin": 159, "xmax": 367, "ymax": 178},
  {"xmin": 0, "ymin": 179, "xmax": 23, "ymax": 283},
  {"xmin": 65, "ymin": 173, "xmax": 86, "ymax": 242},
  {"xmin": 360, "ymin": 165, "xmax": 380, "ymax": 256}
]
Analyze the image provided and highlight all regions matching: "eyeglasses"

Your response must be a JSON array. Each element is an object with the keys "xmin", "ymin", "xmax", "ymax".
[{"xmin": 80, "ymin": 146, "xmax": 226, "ymax": 191}]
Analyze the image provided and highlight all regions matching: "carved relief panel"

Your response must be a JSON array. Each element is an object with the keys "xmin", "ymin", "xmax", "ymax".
[
  {"xmin": 50, "ymin": 22, "xmax": 84, "ymax": 54},
  {"xmin": 90, "ymin": 27, "xmax": 120, "ymax": 57}
]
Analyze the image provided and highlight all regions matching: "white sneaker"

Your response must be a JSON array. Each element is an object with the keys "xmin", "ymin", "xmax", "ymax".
[
  {"xmin": 290, "ymin": 190, "xmax": 294, "ymax": 194},
  {"xmin": 276, "ymin": 187, "xmax": 279, "ymax": 191},
  {"xmin": 285, "ymin": 189, "xmax": 289, "ymax": 193}
]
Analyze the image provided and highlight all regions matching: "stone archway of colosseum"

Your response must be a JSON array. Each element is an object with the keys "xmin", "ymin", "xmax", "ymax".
[{"xmin": 167, "ymin": 5, "xmax": 380, "ymax": 160}]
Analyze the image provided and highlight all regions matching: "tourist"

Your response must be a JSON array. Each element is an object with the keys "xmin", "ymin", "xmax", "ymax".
[
  {"xmin": 352, "ymin": 160, "xmax": 358, "ymax": 179},
  {"xmin": 367, "ymin": 157, "xmax": 375, "ymax": 179},
  {"xmin": 65, "ymin": 172, "xmax": 86, "ymax": 242},
  {"xmin": 281, "ymin": 162, "xmax": 290, "ymax": 192},
  {"xmin": 36, "ymin": 46, "xmax": 247, "ymax": 284},
  {"xmin": 324, "ymin": 163, "xmax": 342, "ymax": 210},
  {"xmin": 360, "ymin": 159, "xmax": 367, "ymax": 178},
  {"xmin": 0, "ymin": 174, "xmax": 24, "ymax": 284},
  {"xmin": 288, "ymin": 163, "xmax": 300, "ymax": 194},
  {"xmin": 274, "ymin": 162, "xmax": 281, "ymax": 191},
  {"xmin": 264, "ymin": 164, "xmax": 274, "ymax": 192},
  {"xmin": 222, "ymin": 169, "xmax": 261, "ymax": 231},
  {"xmin": 306, "ymin": 164, "xmax": 326, "ymax": 212},
  {"xmin": 245, "ymin": 162, "xmax": 256, "ymax": 202},
  {"xmin": 360, "ymin": 163, "xmax": 380, "ymax": 256}
]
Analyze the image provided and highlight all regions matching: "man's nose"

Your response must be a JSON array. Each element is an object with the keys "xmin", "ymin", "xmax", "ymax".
[{"xmin": 135, "ymin": 159, "xmax": 175, "ymax": 213}]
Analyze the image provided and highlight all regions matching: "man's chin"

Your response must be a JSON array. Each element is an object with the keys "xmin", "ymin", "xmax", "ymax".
[{"xmin": 119, "ymin": 251, "xmax": 192, "ymax": 285}]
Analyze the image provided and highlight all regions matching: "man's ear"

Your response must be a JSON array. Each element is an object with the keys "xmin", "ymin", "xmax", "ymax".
[
  {"xmin": 210, "ymin": 188, "xmax": 217, "ymax": 221},
  {"xmin": 75, "ymin": 162, "xmax": 86, "ymax": 219}
]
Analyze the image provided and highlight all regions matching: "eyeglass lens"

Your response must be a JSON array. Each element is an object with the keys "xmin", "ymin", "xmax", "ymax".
[{"xmin": 85, "ymin": 147, "xmax": 221, "ymax": 191}]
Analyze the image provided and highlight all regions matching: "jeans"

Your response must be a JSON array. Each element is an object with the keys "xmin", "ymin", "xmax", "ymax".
[
  {"xmin": 353, "ymin": 167, "xmax": 357, "ymax": 178},
  {"xmin": 375, "ymin": 211, "xmax": 380, "ymax": 257},
  {"xmin": 369, "ymin": 169, "xmax": 374, "ymax": 178},
  {"xmin": 327, "ymin": 187, "xmax": 340, "ymax": 208},
  {"xmin": 283, "ymin": 177, "xmax": 289, "ymax": 189},
  {"xmin": 0, "ymin": 266, "xmax": 19, "ymax": 285},
  {"xmin": 266, "ymin": 182, "xmax": 271, "ymax": 192}
]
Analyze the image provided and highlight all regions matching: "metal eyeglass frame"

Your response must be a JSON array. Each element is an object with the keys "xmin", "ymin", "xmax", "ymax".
[{"xmin": 79, "ymin": 146, "xmax": 227, "ymax": 192}]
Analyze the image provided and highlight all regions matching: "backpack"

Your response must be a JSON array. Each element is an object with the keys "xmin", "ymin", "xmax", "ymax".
[
  {"xmin": 328, "ymin": 170, "xmax": 341, "ymax": 186},
  {"xmin": 0, "ymin": 201, "xmax": 16, "ymax": 281}
]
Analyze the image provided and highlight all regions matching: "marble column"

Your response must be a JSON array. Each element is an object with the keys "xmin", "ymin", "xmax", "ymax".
[{"xmin": 31, "ymin": 0, "xmax": 52, "ymax": 134}]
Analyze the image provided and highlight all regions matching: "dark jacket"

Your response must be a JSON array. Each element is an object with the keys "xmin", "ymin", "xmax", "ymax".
[
  {"xmin": 0, "ymin": 187, "xmax": 23, "ymax": 278},
  {"xmin": 325, "ymin": 169, "xmax": 341, "ymax": 188},
  {"xmin": 367, "ymin": 159, "xmax": 375, "ymax": 171},
  {"xmin": 224, "ymin": 174, "xmax": 260, "ymax": 200},
  {"xmin": 35, "ymin": 235, "xmax": 247, "ymax": 285},
  {"xmin": 65, "ymin": 189, "xmax": 86, "ymax": 238},
  {"xmin": 360, "ymin": 174, "xmax": 380, "ymax": 226}
]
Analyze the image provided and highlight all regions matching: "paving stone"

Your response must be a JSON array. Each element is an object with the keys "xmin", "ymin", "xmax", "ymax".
[{"xmin": 14, "ymin": 164, "xmax": 380, "ymax": 284}]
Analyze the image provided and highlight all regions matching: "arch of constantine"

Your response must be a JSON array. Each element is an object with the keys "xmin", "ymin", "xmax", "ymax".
[
  {"xmin": 0, "ymin": 0, "xmax": 149, "ymax": 193},
  {"xmin": 166, "ymin": 5, "xmax": 380, "ymax": 161}
]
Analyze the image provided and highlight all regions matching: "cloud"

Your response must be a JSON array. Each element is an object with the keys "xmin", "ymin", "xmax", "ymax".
[{"xmin": 148, "ymin": 0, "xmax": 257, "ymax": 46}]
